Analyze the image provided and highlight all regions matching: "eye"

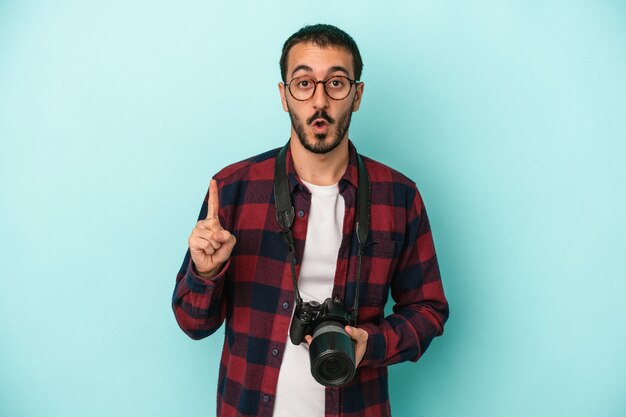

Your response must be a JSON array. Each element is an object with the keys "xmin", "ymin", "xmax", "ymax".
[
  {"xmin": 327, "ymin": 77, "xmax": 346, "ymax": 89},
  {"xmin": 295, "ymin": 78, "xmax": 314, "ymax": 90}
]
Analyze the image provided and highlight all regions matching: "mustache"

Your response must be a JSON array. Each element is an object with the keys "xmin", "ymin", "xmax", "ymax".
[{"xmin": 307, "ymin": 111, "xmax": 335, "ymax": 125}]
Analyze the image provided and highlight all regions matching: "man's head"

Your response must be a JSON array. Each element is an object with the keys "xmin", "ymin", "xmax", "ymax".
[{"xmin": 278, "ymin": 24, "xmax": 364, "ymax": 155}]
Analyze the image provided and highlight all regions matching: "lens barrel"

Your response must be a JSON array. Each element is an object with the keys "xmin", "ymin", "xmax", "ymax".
[{"xmin": 309, "ymin": 321, "xmax": 356, "ymax": 387}]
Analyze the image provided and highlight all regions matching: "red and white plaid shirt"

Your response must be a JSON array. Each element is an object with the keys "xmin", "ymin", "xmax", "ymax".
[{"xmin": 173, "ymin": 141, "xmax": 449, "ymax": 417}]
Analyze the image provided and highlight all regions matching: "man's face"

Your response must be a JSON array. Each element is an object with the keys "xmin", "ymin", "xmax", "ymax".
[{"xmin": 279, "ymin": 43, "xmax": 364, "ymax": 155}]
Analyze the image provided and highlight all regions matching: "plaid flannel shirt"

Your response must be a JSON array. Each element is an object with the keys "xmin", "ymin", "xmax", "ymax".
[{"xmin": 173, "ymin": 141, "xmax": 449, "ymax": 417}]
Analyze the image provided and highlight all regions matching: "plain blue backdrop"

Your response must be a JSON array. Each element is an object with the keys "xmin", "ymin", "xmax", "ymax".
[{"xmin": 1, "ymin": 1, "xmax": 625, "ymax": 416}]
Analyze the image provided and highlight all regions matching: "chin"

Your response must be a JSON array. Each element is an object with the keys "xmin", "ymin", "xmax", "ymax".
[{"xmin": 301, "ymin": 133, "xmax": 343, "ymax": 155}]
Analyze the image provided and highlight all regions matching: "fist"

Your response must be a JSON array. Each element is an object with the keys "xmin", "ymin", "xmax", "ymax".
[{"xmin": 188, "ymin": 179, "xmax": 236, "ymax": 278}]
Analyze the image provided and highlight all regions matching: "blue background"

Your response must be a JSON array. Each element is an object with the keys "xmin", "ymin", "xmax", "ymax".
[{"xmin": 1, "ymin": 1, "xmax": 625, "ymax": 416}]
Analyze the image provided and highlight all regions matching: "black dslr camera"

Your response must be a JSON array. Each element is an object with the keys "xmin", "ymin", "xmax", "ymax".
[{"xmin": 289, "ymin": 297, "xmax": 356, "ymax": 387}]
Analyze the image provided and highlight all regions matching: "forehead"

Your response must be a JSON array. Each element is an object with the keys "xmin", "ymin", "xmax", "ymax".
[{"xmin": 287, "ymin": 42, "xmax": 355, "ymax": 78}]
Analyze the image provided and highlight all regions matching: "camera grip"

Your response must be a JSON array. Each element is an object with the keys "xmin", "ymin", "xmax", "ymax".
[{"xmin": 289, "ymin": 315, "xmax": 307, "ymax": 345}]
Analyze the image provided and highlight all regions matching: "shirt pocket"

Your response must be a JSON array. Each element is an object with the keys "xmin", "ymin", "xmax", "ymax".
[{"xmin": 361, "ymin": 239, "xmax": 402, "ymax": 307}]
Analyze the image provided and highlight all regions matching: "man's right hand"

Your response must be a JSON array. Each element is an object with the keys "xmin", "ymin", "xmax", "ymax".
[{"xmin": 188, "ymin": 179, "xmax": 236, "ymax": 278}]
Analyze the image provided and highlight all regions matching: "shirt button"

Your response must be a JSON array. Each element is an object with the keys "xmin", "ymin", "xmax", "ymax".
[
  {"xmin": 272, "ymin": 348, "xmax": 279, "ymax": 357},
  {"xmin": 297, "ymin": 210, "xmax": 305, "ymax": 218},
  {"xmin": 263, "ymin": 395, "xmax": 270, "ymax": 403},
  {"xmin": 282, "ymin": 302, "xmax": 290, "ymax": 310}
]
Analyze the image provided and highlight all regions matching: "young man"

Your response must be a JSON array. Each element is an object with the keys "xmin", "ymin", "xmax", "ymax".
[{"xmin": 173, "ymin": 24, "xmax": 449, "ymax": 417}]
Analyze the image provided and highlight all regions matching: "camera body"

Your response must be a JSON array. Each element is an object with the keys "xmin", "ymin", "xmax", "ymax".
[
  {"xmin": 289, "ymin": 297, "xmax": 354, "ymax": 344},
  {"xmin": 289, "ymin": 298, "xmax": 357, "ymax": 387}
]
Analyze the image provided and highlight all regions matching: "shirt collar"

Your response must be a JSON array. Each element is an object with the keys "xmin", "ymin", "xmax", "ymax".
[{"xmin": 284, "ymin": 139, "xmax": 360, "ymax": 192}]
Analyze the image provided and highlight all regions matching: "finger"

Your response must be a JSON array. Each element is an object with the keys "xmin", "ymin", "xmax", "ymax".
[
  {"xmin": 196, "ymin": 218, "xmax": 223, "ymax": 232},
  {"xmin": 204, "ymin": 235, "xmax": 223, "ymax": 252},
  {"xmin": 345, "ymin": 326, "xmax": 355, "ymax": 339},
  {"xmin": 190, "ymin": 229, "xmax": 221, "ymax": 250},
  {"xmin": 189, "ymin": 235, "xmax": 216, "ymax": 256},
  {"xmin": 212, "ymin": 230, "xmax": 235, "ymax": 244},
  {"xmin": 192, "ymin": 227, "xmax": 215, "ymax": 241},
  {"xmin": 210, "ymin": 234, "xmax": 237, "ymax": 264},
  {"xmin": 196, "ymin": 229, "xmax": 224, "ymax": 250},
  {"xmin": 345, "ymin": 326, "xmax": 368, "ymax": 343},
  {"xmin": 207, "ymin": 179, "xmax": 220, "ymax": 220},
  {"xmin": 304, "ymin": 335, "xmax": 312, "ymax": 346}
]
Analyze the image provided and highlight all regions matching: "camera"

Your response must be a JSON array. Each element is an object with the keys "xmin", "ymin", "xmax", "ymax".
[{"xmin": 289, "ymin": 297, "xmax": 356, "ymax": 387}]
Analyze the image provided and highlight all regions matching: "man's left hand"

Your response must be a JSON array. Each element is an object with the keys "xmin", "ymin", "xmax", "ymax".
[{"xmin": 345, "ymin": 325, "xmax": 368, "ymax": 367}]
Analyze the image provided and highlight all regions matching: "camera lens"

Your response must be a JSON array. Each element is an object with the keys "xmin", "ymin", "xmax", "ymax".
[
  {"xmin": 318, "ymin": 356, "xmax": 350, "ymax": 382},
  {"xmin": 309, "ymin": 321, "xmax": 356, "ymax": 387},
  {"xmin": 324, "ymin": 358, "xmax": 343, "ymax": 375}
]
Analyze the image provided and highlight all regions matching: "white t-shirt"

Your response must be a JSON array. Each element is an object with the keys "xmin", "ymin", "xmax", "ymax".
[{"xmin": 272, "ymin": 180, "xmax": 345, "ymax": 417}]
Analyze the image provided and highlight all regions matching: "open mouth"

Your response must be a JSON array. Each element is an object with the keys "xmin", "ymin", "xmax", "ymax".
[{"xmin": 312, "ymin": 119, "xmax": 329, "ymax": 133}]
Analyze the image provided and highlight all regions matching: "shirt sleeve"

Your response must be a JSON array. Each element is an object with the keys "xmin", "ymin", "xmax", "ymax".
[
  {"xmin": 171, "ymin": 180, "xmax": 230, "ymax": 340},
  {"xmin": 359, "ymin": 185, "xmax": 449, "ymax": 368}
]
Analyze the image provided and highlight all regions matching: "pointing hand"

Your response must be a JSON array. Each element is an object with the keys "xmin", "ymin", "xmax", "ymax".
[{"xmin": 188, "ymin": 179, "xmax": 236, "ymax": 278}]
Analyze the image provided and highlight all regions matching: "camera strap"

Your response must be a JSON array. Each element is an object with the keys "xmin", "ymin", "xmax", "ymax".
[{"xmin": 273, "ymin": 141, "xmax": 371, "ymax": 325}]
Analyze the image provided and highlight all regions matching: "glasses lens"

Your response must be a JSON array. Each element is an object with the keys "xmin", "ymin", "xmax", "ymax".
[
  {"xmin": 324, "ymin": 76, "xmax": 352, "ymax": 100},
  {"xmin": 289, "ymin": 77, "xmax": 316, "ymax": 101},
  {"xmin": 288, "ymin": 76, "xmax": 354, "ymax": 101}
]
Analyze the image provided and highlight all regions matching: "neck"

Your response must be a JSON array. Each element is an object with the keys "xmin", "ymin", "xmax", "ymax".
[{"xmin": 290, "ymin": 135, "xmax": 350, "ymax": 186}]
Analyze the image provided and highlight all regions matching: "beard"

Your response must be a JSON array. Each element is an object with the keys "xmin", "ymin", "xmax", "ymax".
[{"xmin": 287, "ymin": 104, "xmax": 354, "ymax": 155}]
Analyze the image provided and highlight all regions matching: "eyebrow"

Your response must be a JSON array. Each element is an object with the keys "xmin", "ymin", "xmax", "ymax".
[{"xmin": 291, "ymin": 65, "xmax": 351, "ymax": 78}]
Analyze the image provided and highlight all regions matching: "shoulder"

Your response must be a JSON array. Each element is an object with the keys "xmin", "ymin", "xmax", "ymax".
[
  {"xmin": 359, "ymin": 153, "xmax": 425, "ymax": 210},
  {"xmin": 213, "ymin": 147, "xmax": 281, "ymax": 185},
  {"xmin": 360, "ymin": 153, "xmax": 418, "ymax": 189}
]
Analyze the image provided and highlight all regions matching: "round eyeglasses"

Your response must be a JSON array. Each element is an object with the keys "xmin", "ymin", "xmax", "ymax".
[{"xmin": 284, "ymin": 75, "xmax": 358, "ymax": 101}]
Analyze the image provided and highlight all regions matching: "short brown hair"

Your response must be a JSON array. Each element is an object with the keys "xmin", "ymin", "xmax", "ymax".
[{"xmin": 279, "ymin": 24, "xmax": 363, "ymax": 82}]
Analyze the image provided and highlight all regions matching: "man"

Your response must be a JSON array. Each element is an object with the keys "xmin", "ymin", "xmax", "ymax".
[{"xmin": 173, "ymin": 24, "xmax": 449, "ymax": 417}]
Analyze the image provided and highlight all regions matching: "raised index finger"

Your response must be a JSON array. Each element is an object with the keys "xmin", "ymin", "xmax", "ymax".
[{"xmin": 207, "ymin": 179, "xmax": 220, "ymax": 220}]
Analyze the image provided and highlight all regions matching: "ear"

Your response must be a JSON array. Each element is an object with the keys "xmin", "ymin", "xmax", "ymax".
[
  {"xmin": 351, "ymin": 82, "xmax": 365, "ymax": 112},
  {"xmin": 278, "ymin": 82, "xmax": 289, "ymax": 112}
]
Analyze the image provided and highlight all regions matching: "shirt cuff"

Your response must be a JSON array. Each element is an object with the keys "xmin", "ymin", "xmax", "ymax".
[{"xmin": 184, "ymin": 258, "xmax": 230, "ymax": 293}]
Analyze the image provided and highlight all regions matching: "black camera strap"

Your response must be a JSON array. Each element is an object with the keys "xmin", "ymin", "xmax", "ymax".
[{"xmin": 274, "ymin": 141, "xmax": 371, "ymax": 325}]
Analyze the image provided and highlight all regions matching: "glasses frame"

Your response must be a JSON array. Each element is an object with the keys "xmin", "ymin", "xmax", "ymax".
[{"xmin": 284, "ymin": 75, "xmax": 360, "ymax": 101}]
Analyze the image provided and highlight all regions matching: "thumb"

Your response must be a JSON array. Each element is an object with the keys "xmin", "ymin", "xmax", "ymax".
[
  {"xmin": 345, "ymin": 326, "xmax": 367, "ymax": 342},
  {"xmin": 212, "ymin": 230, "xmax": 235, "ymax": 245}
]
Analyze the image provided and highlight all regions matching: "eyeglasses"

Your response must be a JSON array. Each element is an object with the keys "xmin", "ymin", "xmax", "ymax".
[{"xmin": 284, "ymin": 75, "xmax": 358, "ymax": 101}]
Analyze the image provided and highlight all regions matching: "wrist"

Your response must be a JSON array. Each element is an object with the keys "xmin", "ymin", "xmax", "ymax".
[{"xmin": 193, "ymin": 263, "xmax": 222, "ymax": 279}]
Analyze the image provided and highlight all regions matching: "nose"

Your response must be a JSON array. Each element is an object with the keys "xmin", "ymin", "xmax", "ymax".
[{"xmin": 311, "ymin": 80, "xmax": 329, "ymax": 110}]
